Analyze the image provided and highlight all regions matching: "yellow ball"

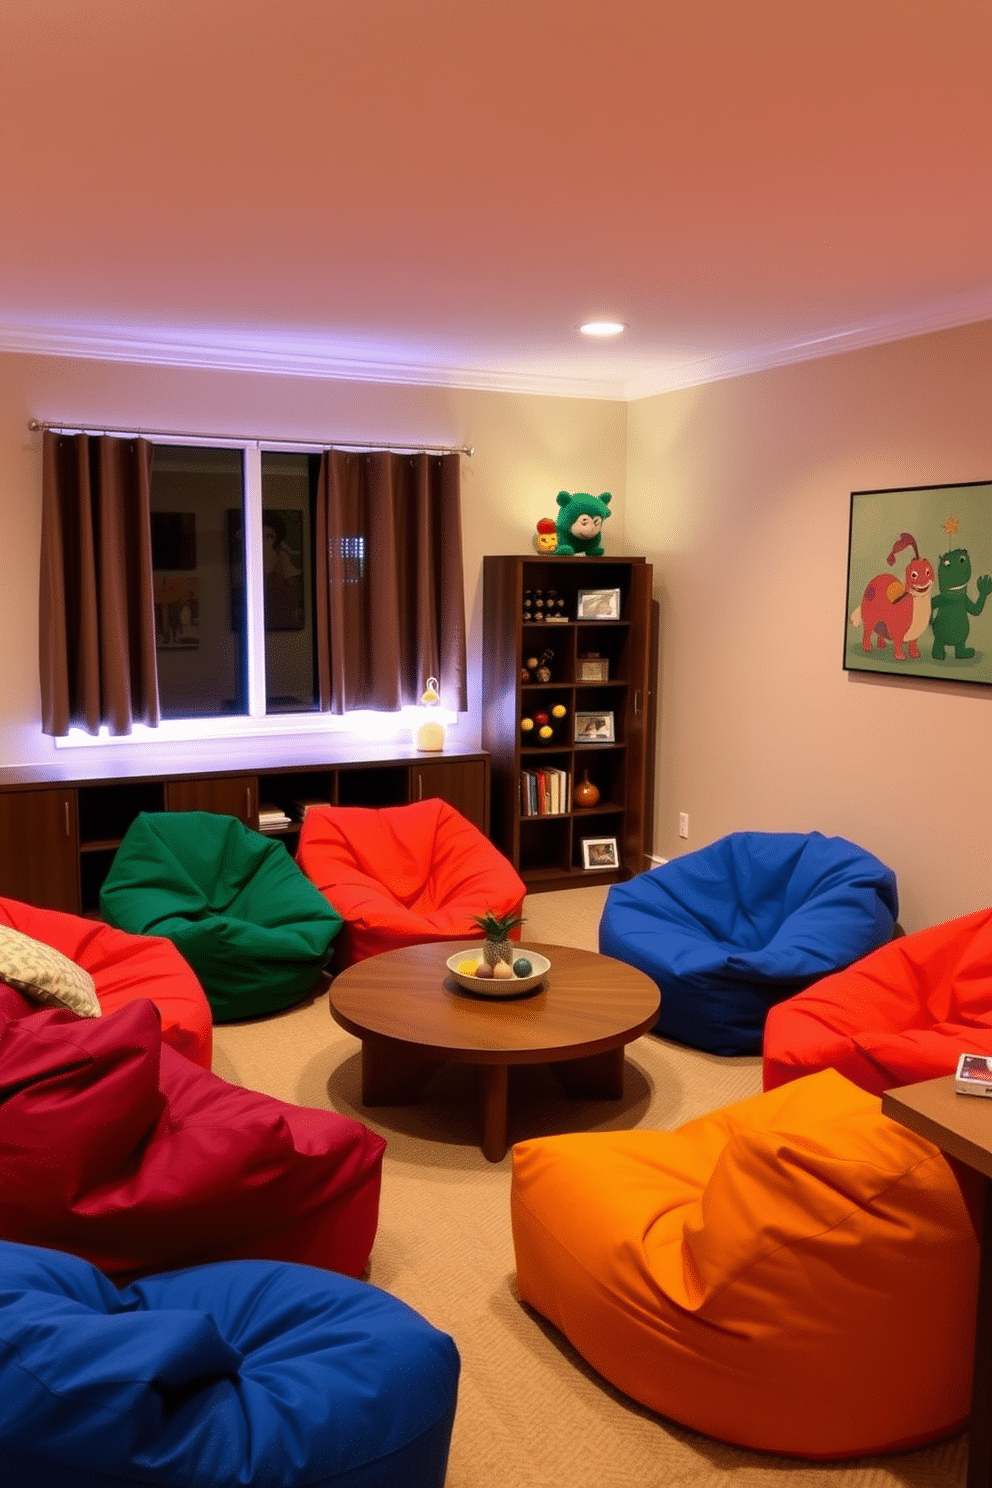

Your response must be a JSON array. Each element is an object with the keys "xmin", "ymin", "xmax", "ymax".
[
  {"xmin": 457, "ymin": 958, "xmax": 479, "ymax": 976},
  {"xmin": 538, "ymin": 724, "xmax": 553, "ymax": 739},
  {"xmin": 551, "ymin": 703, "xmax": 567, "ymax": 718}
]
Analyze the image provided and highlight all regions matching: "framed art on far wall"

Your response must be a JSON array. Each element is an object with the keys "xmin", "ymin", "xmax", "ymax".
[{"xmin": 845, "ymin": 479, "xmax": 992, "ymax": 686}]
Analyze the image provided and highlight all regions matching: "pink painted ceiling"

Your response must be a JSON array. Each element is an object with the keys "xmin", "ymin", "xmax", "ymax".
[{"xmin": 1, "ymin": 0, "xmax": 989, "ymax": 397}]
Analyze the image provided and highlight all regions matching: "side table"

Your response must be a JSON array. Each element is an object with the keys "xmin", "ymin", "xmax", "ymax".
[{"xmin": 882, "ymin": 1075, "xmax": 992, "ymax": 1488}]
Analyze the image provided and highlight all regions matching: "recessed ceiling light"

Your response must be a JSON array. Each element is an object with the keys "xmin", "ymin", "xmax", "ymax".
[{"xmin": 579, "ymin": 320, "xmax": 627, "ymax": 337}]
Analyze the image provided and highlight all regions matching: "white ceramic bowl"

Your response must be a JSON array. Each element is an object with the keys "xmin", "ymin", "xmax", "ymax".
[{"xmin": 445, "ymin": 948, "xmax": 551, "ymax": 997}]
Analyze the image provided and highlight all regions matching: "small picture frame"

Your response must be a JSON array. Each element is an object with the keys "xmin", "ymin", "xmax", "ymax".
[
  {"xmin": 576, "ymin": 587, "xmax": 621, "ymax": 620},
  {"xmin": 577, "ymin": 655, "xmax": 609, "ymax": 682},
  {"xmin": 574, "ymin": 710, "xmax": 615, "ymax": 743},
  {"xmin": 582, "ymin": 836, "xmax": 619, "ymax": 871}
]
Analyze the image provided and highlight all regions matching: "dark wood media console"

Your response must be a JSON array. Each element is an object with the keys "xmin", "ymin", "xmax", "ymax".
[{"xmin": 0, "ymin": 738, "xmax": 489, "ymax": 916}]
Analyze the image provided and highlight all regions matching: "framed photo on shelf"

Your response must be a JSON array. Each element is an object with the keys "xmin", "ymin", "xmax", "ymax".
[
  {"xmin": 576, "ymin": 587, "xmax": 621, "ymax": 620},
  {"xmin": 577, "ymin": 654, "xmax": 609, "ymax": 681},
  {"xmin": 582, "ymin": 836, "xmax": 619, "ymax": 871},
  {"xmin": 574, "ymin": 710, "xmax": 615, "ymax": 743}
]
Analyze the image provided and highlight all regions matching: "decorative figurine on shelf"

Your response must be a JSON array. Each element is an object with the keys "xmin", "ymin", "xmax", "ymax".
[
  {"xmin": 522, "ymin": 701, "xmax": 567, "ymax": 744},
  {"xmin": 533, "ymin": 516, "xmax": 558, "ymax": 553},
  {"xmin": 414, "ymin": 677, "xmax": 446, "ymax": 753},
  {"xmin": 554, "ymin": 490, "xmax": 613, "ymax": 556},
  {"xmin": 533, "ymin": 649, "xmax": 554, "ymax": 683},
  {"xmin": 573, "ymin": 770, "xmax": 600, "ymax": 808}
]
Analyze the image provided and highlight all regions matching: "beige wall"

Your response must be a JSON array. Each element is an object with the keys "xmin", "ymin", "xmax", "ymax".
[
  {"xmin": 0, "ymin": 350, "xmax": 627, "ymax": 763},
  {"xmin": 627, "ymin": 319, "xmax": 992, "ymax": 933},
  {"xmin": 2, "ymin": 327, "xmax": 988, "ymax": 933}
]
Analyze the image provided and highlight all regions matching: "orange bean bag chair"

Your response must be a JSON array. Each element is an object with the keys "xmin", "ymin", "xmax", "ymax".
[
  {"xmin": 296, "ymin": 799, "xmax": 526, "ymax": 967},
  {"xmin": 0, "ymin": 896, "xmax": 212, "ymax": 1068},
  {"xmin": 763, "ymin": 907, "xmax": 992, "ymax": 1095},
  {"xmin": 511, "ymin": 1068, "xmax": 979, "ymax": 1458}
]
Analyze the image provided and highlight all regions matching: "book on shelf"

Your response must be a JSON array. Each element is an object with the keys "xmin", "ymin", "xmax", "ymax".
[
  {"xmin": 519, "ymin": 767, "xmax": 569, "ymax": 817},
  {"xmin": 257, "ymin": 803, "xmax": 293, "ymax": 832},
  {"xmin": 293, "ymin": 800, "xmax": 331, "ymax": 821}
]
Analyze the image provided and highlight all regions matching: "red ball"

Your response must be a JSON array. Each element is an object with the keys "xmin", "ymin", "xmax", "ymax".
[{"xmin": 533, "ymin": 711, "xmax": 549, "ymax": 727}]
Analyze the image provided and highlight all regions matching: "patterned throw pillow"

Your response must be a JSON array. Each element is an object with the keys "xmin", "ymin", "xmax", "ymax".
[{"xmin": 0, "ymin": 924, "xmax": 101, "ymax": 1017}]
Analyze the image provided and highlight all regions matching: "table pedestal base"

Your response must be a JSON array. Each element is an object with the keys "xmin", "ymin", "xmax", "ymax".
[{"xmin": 358, "ymin": 1037, "xmax": 627, "ymax": 1162}]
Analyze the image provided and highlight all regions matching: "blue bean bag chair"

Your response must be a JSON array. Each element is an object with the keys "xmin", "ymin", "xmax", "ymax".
[
  {"xmin": 0, "ymin": 1240, "xmax": 459, "ymax": 1488},
  {"xmin": 599, "ymin": 831, "xmax": 898, "ymax": 1055}
]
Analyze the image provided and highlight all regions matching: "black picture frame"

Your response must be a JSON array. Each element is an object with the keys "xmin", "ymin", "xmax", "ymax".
[{"xmin": 844, "ymin": 479, "xmax": 992, "ymax": 686}]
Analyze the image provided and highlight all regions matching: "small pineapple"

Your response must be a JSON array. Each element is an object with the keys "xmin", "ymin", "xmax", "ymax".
[{"xmin": 473, "ymin": 909, "xmax": 526, "ymax": 969}]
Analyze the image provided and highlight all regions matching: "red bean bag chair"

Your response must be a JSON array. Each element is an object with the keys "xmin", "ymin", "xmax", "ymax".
[
  {"xmin": 763, "ymin": 906, "xmax": 992, "ymax": 1095},
  {"xmin": 0, "ymin": 991, "xmax": 385, "ymax": 1282},
  {"xmin": 0, "ymin": 895, "xmax": 212, "ymax": 1068},
  {"xmin": 511, "ymin": 1068, "xmax": 979, "ymax": 1459},
  {"xmin": 296, "ymin": 799, "xmax": 526, "ymax": 967}
]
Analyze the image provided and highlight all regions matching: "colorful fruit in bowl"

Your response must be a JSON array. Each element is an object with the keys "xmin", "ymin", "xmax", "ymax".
[
  {"xmin": 492, "ymin": 961, "xmax": 514, "ymax": 979},
  {"xmin": 513, "ymin": 957, "xmax": 533, "ymax": 978},
  {"xmin": 474, "ymin": 961, "xmax": 494, "ymax": 978}
]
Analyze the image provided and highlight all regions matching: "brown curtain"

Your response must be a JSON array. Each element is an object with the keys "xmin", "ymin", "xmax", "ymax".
[
  {"xmin": 40, "ymin": 432, "xmax": 160, "ymax": 736},
  {"xmin": 315, "ymin": 449, "xmax": 467, "ymax": 715}
]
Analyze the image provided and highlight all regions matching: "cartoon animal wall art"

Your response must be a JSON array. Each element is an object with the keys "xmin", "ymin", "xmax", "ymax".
[
  {"xmin": 930, "ymin": 517, "xmax": 992, "ymax": 660},
  {"xmin": 849, "ymin": 532, "xmax": 935, "ymax": 661}
]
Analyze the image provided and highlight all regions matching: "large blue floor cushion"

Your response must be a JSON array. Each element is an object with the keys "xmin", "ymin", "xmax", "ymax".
[
  {"xmin": 0, "ymin": 1240, "xmax": 460, "ymax": 1488},
  {"xmin": 599, "ymin": 831, "xmax": 898, "ymax": 1055}
]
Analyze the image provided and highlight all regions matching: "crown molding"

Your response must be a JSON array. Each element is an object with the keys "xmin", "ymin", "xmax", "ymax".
[
  {"xmin": 624, "ymin": 290, "xmax": 992, "ymax": 401},
  {"xmin": 0, "ymin": 324, "xmax": 627, "ymax": 401},
  {"xmin": 2, "ymin": 289, "xmax": 990, "ymax": 405}
]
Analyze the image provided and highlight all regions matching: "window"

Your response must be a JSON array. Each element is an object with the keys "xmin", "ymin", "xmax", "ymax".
[
  {"xmin": 41, "ymin": 430, "xmax": 466, "ymax": 743},
  {"xmin": 149, "ymin": 445, "xmax": 323, "ymax": 721}
]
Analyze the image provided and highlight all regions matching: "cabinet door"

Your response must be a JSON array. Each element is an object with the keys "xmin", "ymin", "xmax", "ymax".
[
  {"xmin": 165, "ymin": 776, "xmax": 257, "ymax": 826},
  {"xmin": 0, "ymin": 788, "xmax": 80, "ymax": 912},
  {"xmin": 411, "ymin": 759, "xmax": 489, "ymax": 833}
]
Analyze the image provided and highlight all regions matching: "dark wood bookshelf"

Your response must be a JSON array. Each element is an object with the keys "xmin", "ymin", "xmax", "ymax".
[{"xmin": 482, "ymin": 555, "xmax": 654, "ymax": 892}]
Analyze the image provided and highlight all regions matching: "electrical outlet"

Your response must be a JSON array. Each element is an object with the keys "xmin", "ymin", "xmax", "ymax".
[{"xmin": 679, "ymin": 812, "xmax": 689, "ymax": 839}]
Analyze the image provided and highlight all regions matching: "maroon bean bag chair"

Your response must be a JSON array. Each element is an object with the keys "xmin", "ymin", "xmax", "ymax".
[
  {"xmin": 0, "ymin": 896, "xmax": 213, "ymax": 1069},
  {"xmin": 296, "ymin": 799, "xmax": 526, "ymax": 967},
  {"xmin": 763, "ymin": 906, "xmax": 992, "ymax": 1095},
  {"xmin": 0, "ymin": 991, "xmax": 385, "ymax": 1282}
]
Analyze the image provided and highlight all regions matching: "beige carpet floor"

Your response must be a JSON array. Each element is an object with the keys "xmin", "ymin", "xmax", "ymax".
[{"xmin": 212, "ymin": 886, "xmax": 967, "ymax": 1488}]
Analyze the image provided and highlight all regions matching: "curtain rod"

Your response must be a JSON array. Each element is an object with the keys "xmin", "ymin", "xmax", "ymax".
[{"xmin": 27, "ymin": 419, "xmax": 474, "ymax": 457}]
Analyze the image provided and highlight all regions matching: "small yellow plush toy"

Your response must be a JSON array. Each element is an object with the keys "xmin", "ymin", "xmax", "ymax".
[{"xmin": 533, "ymin": 516, "xmax": 558, "ymax": 553}]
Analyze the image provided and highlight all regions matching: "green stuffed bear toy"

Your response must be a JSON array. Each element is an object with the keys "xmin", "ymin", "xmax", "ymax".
[{"xmin": 555, "ymin": 490, "xmax": 612, "ymax": 556}]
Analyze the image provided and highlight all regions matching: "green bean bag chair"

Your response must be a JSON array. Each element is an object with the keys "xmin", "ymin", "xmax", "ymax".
[{"xmin": 100, "ymin": 813, "xmax": 342, "ymax": 1021}]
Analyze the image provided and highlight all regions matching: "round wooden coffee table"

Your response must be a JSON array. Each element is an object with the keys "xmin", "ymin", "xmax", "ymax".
[{"xmin": 328, "ymin": 941, "xmax": 660, "ymax": 1161}]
